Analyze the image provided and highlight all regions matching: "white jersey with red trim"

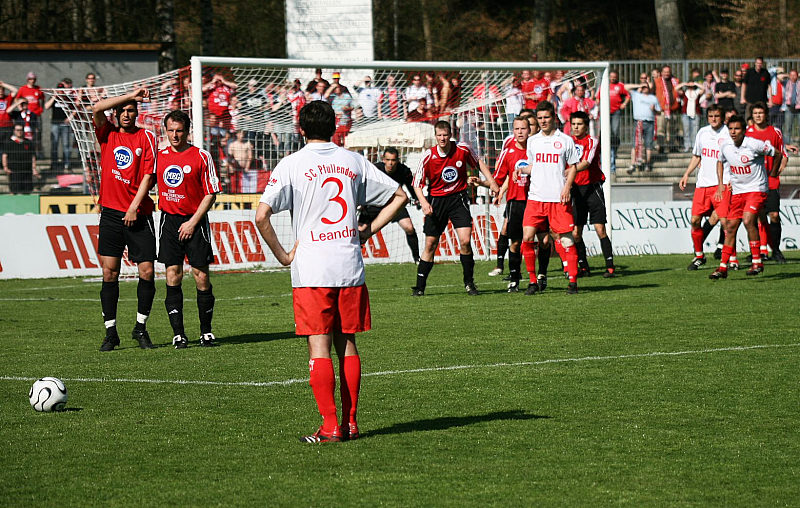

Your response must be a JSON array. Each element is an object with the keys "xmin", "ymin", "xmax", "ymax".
[
  {"xmin": 718, "ymin": 137, "xmax": 774, "ymax": 195},
  {"xmin": 526, "ymin": 130, "xmax": 580, "ymax": 202},
  {"xmin": 260, "ymin": 142, "xmax": 399, "ymax": 288},
  {"xmin": 692, "ymin": 124, "xmax": 730, "ymax": 187}
]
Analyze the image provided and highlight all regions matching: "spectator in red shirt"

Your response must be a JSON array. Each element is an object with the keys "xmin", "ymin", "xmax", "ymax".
[
  {"xmin": 203, "ymin": 73, "xmax": 237, "ymax": 130},
  {"xmin": 0, "ymin": 81, "xmax": 19, "ymax": 158},
  {"xmin": 15, "ymin": 72, "xmax": 45, "ymax": 156},
  {"xmin": 605, "ymin": 71, "xmax": 629, "ymax": 173}
]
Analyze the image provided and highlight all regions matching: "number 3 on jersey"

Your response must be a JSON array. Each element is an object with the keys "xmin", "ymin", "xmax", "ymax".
[{"xmin": 321, "ymin": 177, "xmax": 348, "ymax": 225}]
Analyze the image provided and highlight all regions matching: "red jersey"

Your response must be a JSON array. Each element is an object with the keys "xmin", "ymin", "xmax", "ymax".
[
  {"xmin": 156, "ymin": 145, "xmax": 220, "ymax": 215},
  {"xmin": 95, "ymin": 121, "xmax": 157, "ymax": 215},
  {"xmin": 413, "ymin": 141, "xmax": 479, "ymax": 197},
  {"xmin": 15, "ymin": 85, "xmax": 44, "ymax": 115},
  {"xmin": 288, "ymin": 90, "xmax": 306, "ymax": 130},
  {"xmin": 746, "ymin": 124, "xmax": 783, "ymax": 189},
  {"xmin": 607, "ymin": 82, "xmax": 629, "ymax": 114},
  {"xmin": 525, "ymin": 78, "xmax": 550, "ymax": 108},
  {"xmin": 494, "ymin": 144, "xmax": 530, "ymax": 201},
  {"xmin": 0, "ymin": 95, "xmax": 13, "ymax": 127},
  {"xmin": 572, "ymin": 134, "xmax": 604, "ymax": 186},
  {"xmin": 382, "ymin": 86, "xmax": 402, "ymax": 118},
  {"xmin": 208, "ymin": 84, "xmax": 233, "ymax": 117}
]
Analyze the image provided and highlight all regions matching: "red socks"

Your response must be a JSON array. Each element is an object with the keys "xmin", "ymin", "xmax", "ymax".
[
  {"xmin": 691, "ymin": 228, "xmax": 704, "ymax": 256},
  {"xmin": 720, "ymin": 245, "xmax": 734, "ymax": 271},
  {"xmin": 308, "ymin": 357, "xmax": 338, "ymax": 433},
  {"xmin": 562, "ymin": 243, "xmax": 578, "ymax": 283},
  {"xmin": 521, "ymin": 241, "xmax": 537, "ymax": 282},
  {"xmin": 339, "ymin": 355, "xmax": 361, "ymax": 428},
  {"xmin": 749, "ymin": 240, "xmax": 762, "ymax": 265}
]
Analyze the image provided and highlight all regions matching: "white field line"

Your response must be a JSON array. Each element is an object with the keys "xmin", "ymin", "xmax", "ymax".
[{"xmin": 2, "ymin": 343, "xmax": 798, "ymax": 389}]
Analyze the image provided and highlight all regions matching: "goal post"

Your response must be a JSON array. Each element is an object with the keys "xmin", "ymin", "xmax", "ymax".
[{"xmin": 188, "ymin": 57, "xmax": 612, "ymax": 257}]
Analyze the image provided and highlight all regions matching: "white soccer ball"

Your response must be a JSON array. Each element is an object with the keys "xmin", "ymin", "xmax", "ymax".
[{"xmin": 29, "ymin": 377, "xmax": 68, "ymax": 412}]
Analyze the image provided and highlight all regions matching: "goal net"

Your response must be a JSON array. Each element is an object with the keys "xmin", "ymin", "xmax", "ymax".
[{"xmin": 52, "ymin": 58, "xmax": 610, "ymax": 271}]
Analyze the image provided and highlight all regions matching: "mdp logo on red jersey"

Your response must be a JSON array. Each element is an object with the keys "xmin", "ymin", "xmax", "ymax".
[
  {"xmin": 113, "ymin": 146, "xmax": 134, "ymax": 169},
  {"xmin": 163, "ymin": 165, "xmax": 184, "ymax": 187},
  {"xmin": 442, "ymin": 166, "xmax": 458, "ymax": 183}
]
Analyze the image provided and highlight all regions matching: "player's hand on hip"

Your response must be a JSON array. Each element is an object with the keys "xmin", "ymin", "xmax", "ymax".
[{"xmin": 280, "ymin": 240, "xmax": 299, "ymax": 266}]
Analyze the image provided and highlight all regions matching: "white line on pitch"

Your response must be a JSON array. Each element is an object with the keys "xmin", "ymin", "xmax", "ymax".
[{"xmin": 3, "ymin": 343, "xmax": 798, "ymax": 389}]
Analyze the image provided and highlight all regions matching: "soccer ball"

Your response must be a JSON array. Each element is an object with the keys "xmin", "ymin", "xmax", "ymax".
[{"xmin": 29, "ymin": 377, "xmax": 68, "ymax": 412}]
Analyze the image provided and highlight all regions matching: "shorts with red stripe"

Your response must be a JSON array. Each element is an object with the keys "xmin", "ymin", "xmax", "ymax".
[
  {"xmin": 715, "ymin": 185, "xmax": 732, "ymax": 219},
  {"xmin": 728, "ymin": 192, "xmax": 767, "ymax": 220},
  {"xmin": 522, "ymin": 200, "xmax": 575, "ymax": 234},
  {"xmin": 691, "ymin": 186, "xmax": 719, "ymax": 217},
  {"xmin": 292, "ymin": 285, "xmax": 371, "ymax": 335}
]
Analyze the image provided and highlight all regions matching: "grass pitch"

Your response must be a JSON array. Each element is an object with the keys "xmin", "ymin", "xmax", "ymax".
[{"xmin": 1, "ymin": 254, "xmax": 799, "ymax": 506}]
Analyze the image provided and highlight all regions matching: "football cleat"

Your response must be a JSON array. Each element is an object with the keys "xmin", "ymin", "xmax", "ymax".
[
  {"xmin": 99, "ymin": 334, "xmax": 120, "ymax": 352},
  {"xmin": 299, "ymin": 426, "xmax": 342, "ymax": 444},
  {"xmin": 566, "ymin": 282, "xmax": 578, "ymax": 295},
  {"xmin": 524, "ymin": 283, "xmax": 539, "ymax": 295},
  {"xmin": 346, "ymin": 423, "xmax": 360, "ymax": 441},
  {"xmin": 537, "ymin": 274, "xmax": 548, "ymax": 291},
  {"xmin": 172, "ymin": 335, "xmax": 188, "ymax": 349},
  {"xmin": 465, "ymin": 282, "xmax": 479, "ymax": 296},
  {"xmin": 131, "ymin": 328, "xmax": 154, "ymax": 349},
  {"xmin": 708, "ymin": 268, "xmax": 727, "ymax": 280},
  {"xmin": 507, "ymin": 280, "xmax": 520, "ymax": 293},
  {"xmin": 729, "ymin": 261, "xmax": 740, "ymax": 271},
  {"xmin": 411, "ymin": 287, "xmax": 425, "ymax": 297},
  {"xmin": 772, "ymin": 251, "xmax": 787, "ymax": 264},
  {"xmin": 687, "ymin": 256, "xmax": 707, "ymax": 271},
  {"xmin": 199, "ymin": 332, "xmax": 217, "ymax": 347},
  {"xmin": 488, "ymin": 267, "xmax": 503, "ymax": 277},
  {"xmin": 501, "ymin": 274, "xmax": 512, "ymax": 281},
  {"xmin": 746, "ymin": 265, "xmax": 764, "ymax": 276},
  {"xmin": 602, "ymin": 268, "xmax": 615, "ymax": 278},
  {"xmin": 577, "ymin": 267, "xmax": 591, "ymax": 278}
]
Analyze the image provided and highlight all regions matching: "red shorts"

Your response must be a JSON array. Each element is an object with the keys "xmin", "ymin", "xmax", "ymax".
[
  {"xmin": 292, "ymin": 285, "xmax": 371, "ymax": 335},
  {"xmin": 728, "ymin": 192, "xmax": 767, "ymax": 220},
  {"xmin": 523, "ymin": 200, "xmax": 575, "ymax": 234},
  {"xmin": 691, "ymin": 186, "xmax": 719, "ymax": 217},
  {"xmin": 715, "ymin": 185, "xmax": 732, "ymax": 219}
]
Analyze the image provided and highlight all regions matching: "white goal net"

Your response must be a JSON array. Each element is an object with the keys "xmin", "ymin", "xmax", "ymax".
[{"xmin": 51, "ymin": 58, "xmax": 610, "ymax": 271}]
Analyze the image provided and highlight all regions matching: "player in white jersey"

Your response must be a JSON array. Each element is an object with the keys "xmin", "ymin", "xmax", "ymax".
[
  {"xmin": 709, "ymin": 114, "xmax": 777, "ymax": 279},
  {"xmin": 516, "ymin": 101, "xmax": 581, "ymax": 294},
  {"xmin": 679, "ymin": 105, "xmax": 731, "ymax": 270},
  {"xmin": 256, "ymin": 101, "xmax": 407, "ymax": 443}
]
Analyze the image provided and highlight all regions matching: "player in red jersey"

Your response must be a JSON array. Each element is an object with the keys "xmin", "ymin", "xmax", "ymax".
[
  {"xmin": 256, "ymin": 100, "xmax": 407, "ymax": 443},
  {"xmin": 203, "ymin": 73, "xmax": 237, "ymax": 130},
  {"xmin": 569, "ymin": 111, "xmax": 615, "ymax": 277},
  {"xmin": 489, "ymin": 117, "xmax": 531, "ymax": 292},
  {"xmin": 710, "ymin": 115, "xmax": 779, "ymax": 279},
  {"xmin": 412, "ymin": 120, "xmax": 499, "ymax": 296},
  {"xmin": 515, "ymin": 101, "xmax": 581, "ymax": 295},
  {"xmin": 156, "ymin": 110, "xmax": 221, "ymax": 349},
  {"xmin": 746, "ymin": 102, "xmax": 787, "ymax": 263},
  {"xmin": 92, "ymin": 88, "xmax": 158, "ymax": 351}
]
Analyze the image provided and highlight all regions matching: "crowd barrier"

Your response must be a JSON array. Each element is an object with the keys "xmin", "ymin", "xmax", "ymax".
[{"xmin": 1, "ymin": 202, "xmax": 799, "ymax": 279}]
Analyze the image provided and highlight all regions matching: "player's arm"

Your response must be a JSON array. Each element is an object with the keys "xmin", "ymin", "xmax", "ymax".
[
  {"xmin": 740, "ymin": 83, "xmax": 747, "ymax": 104},
  {"xmin": 1, "ymin": 153, "xmax": 8, "ymax": 174},
  {"xmin": 714, "ymin": 161, "xmax": 725, "ymax": 201},
  {"xmin": 177, "ymin": 194, "xmax": 217, "ymax": 241},
  {"xmin": 560, "ymin": 163, "xmax": 578, "ymax": 205},
  {"xmin": 360, "ymin": 188, "xmax": 408, "ymax": 244},
  {"xmin": 122, "ymin": 173, "xmax": 153, "ymax": 226},
  {"xmin": 0, "ymin": 81, "xmax": 18, "ymax": 95},
  {"xmin": 679, "ymin": 155, "xmax": 702, "ymax": 190},
  {"xmin": 476, "ymin": 159, "xmax": 499, "ymax": 194},
  {"xmin": 255, "ymin": 203, "xmax": 297, "ymax": 266},
  {"xmin": 771, "ymin": 145, "xmax": 783, "ymax": 178},
  {"xmin": 92, "ymin": 88, "xmax": 149, "ymax": 128}
]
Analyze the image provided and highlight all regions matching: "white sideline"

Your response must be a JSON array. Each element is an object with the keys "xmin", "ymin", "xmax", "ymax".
[{"xmin": 3, "ymin": 343, "xmax": 798, "ymax": 389}]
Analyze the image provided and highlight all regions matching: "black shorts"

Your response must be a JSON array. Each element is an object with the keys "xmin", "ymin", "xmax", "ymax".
[
  {"xmin": 358, "ymin": 205, "xmax": 411, "ymax": 225},
  {"xmin": 423, "ymin": 191, "xmax": 472, "ymax": 237},
  {"xmin": 572, "ymin": 183, "xmax": 607, "ymax": 226},
  {"xmin": 98, "ymin": 207, "xmax": 156, "ymax": 263},
  {"xmin": 504, "ymin": 199, "xmax": 526, "ymax": 241},
  {"xmin": 158, "ymin": 213, "xmax": 215, "ymax": 268},
  {"xmin": 765, "ymin": 188, "xmax": 780, "ymax": 213}
]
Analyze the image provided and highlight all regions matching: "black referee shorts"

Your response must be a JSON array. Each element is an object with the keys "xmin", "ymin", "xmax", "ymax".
[
  {"xmin": 158, "ymin": 213, "xmax": 215, "ymax": 268},
  {"xmin": 765, "ymin": 188, "xmax": 780, "ymax": 213},
  {"xmin": 423, "ymin": 191, "xmax": 472, "ymax": 237},
  {"xmin": 572, "ymin": 183, "xmax": 607, "ymax": 227},
  {"xmin": 504, "ymin": 199, "xmax": 526, "ymax": 241},
  {"xmin": 97, "ymin": 207, "xmax": 156, "ymax": 263}
]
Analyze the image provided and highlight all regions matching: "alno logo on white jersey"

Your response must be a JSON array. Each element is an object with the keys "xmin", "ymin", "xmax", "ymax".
[
  {"xmin": 114, "ymin": 146, "xmax": 134, "ymax": 170},
  {"xmin": 442, "ymin": 166, "xmax": 458, "ymax": 183},
  {"xmin": 163, "ymin": 165, "xmax": 184, "ymax": 187}
]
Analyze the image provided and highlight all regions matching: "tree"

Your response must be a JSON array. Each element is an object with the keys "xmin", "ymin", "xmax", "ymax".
[
  {"xmin": 529, "ymin": 0, "xmax": 551, "ymax": 60},
  {"xmin": 156, "ymin": 0, "xmax": 176, "ymax": 71},
  {"xmin": 654, "ymin": 0, "xmax": 685, "ymax": 59}
]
